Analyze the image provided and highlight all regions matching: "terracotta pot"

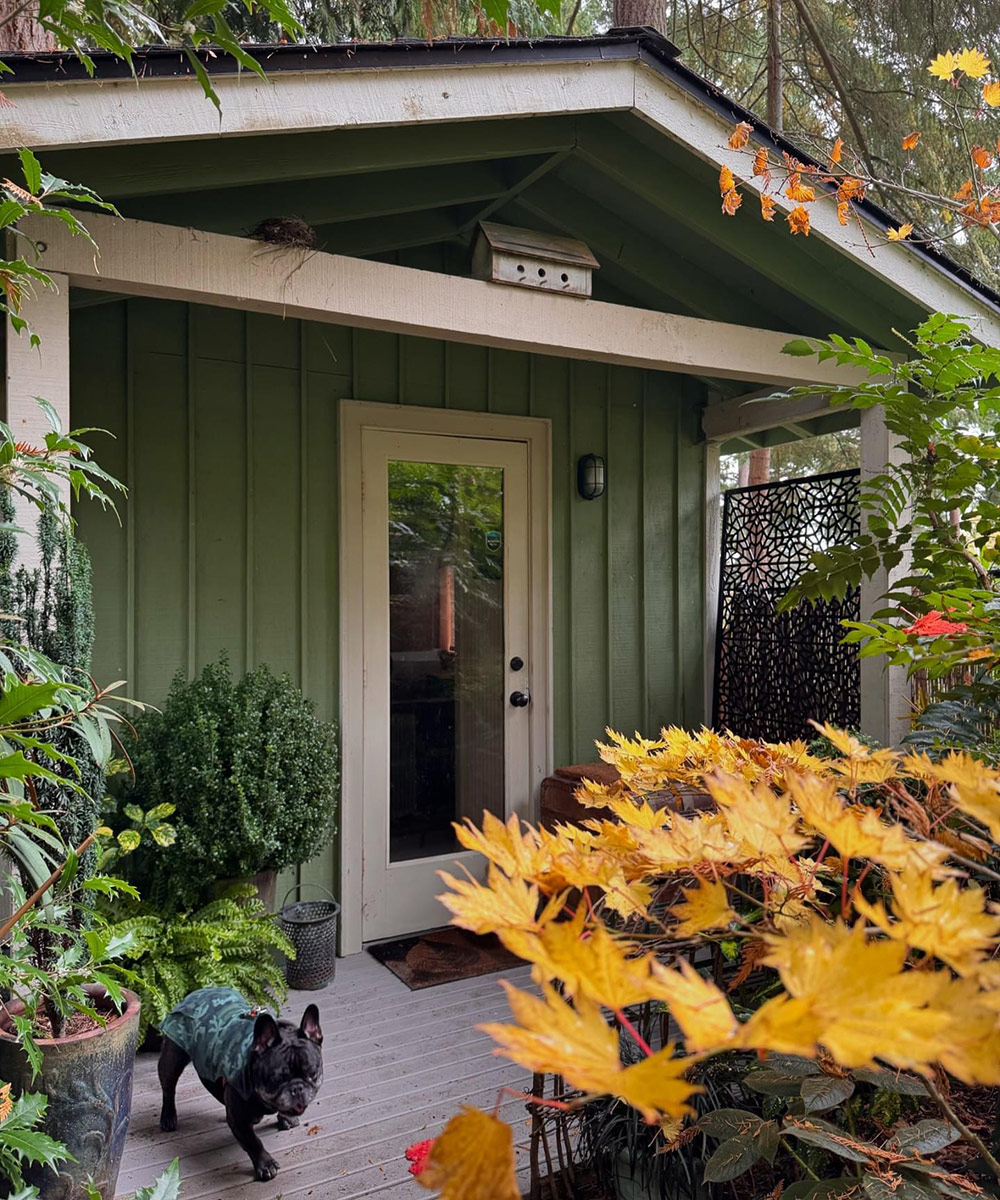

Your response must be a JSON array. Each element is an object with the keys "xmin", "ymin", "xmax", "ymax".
[{"xmin": 0, "ymin": 985, "xmax": 141, "ymax": 1200}]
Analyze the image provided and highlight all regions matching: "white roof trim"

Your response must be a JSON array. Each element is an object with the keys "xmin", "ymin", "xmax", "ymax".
[{"xmin": 2, "ymin": 53, "xmax": 997, "ymax": 342}]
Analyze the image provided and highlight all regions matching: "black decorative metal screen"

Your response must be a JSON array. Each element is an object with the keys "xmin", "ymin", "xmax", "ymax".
[{"xmin": 713, "ymin": 469, "xmax": 861, "ymax": 742}]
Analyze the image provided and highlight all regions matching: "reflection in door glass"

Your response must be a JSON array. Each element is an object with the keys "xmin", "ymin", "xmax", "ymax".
[{"xmin": 388, "ymin": 461, "xmax": 505, "ymax": 863}]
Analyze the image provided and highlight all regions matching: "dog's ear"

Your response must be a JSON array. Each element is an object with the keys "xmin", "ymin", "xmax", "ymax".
[
  {"xmin": 252, "ymin": 1013, "xmax": 280, "ymax": 1054},
  {"xmin": 300, "ymin": 1005, "xmax": 322, "ymax": 1045}
]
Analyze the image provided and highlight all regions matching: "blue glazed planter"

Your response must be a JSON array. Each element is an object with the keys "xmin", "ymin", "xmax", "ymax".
[{"xmin": 0, "ymin": 985, "xmax": 141, "ymax": 1200}]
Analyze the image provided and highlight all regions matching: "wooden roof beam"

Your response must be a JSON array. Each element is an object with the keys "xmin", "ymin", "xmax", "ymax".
[{"xmin": 24, "ymin": 211, "xmax": 872, "ymax": 386}]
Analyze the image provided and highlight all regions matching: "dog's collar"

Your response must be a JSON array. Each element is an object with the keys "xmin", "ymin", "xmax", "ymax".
[{"xmin": 238, "ymin": 1006, "xmax": 272, "ymax": 1021}]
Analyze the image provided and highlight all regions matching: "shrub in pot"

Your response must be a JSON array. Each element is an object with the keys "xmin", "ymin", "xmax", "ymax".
[{"xmin": 117, "ymin": 658, "xmax": 339, "ymax": 911}]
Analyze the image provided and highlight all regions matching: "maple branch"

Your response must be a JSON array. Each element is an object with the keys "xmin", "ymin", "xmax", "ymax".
[
  {"xmin": 785, "ymin": 0, "xmax": 876, "ymax": 180},
  {"xmin": 924, "ymin": 1077, "xmax": 1000, "ymax": 1183},
  {"xmin": 614, "ymin": 1009, "xmax": 653, "ymax": 1057}
]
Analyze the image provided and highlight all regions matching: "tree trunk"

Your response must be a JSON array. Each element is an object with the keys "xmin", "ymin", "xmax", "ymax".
[
  {"xmin": 0, "ymin": 0, "xmax": 55, "ymax": 52},
  {"xmin": 748, "ymin": 447, "xmax": 771, "ymax": 485},
  {"xmin": 612, "ymin": 0, "xmax": 664, "ymax": 32}
]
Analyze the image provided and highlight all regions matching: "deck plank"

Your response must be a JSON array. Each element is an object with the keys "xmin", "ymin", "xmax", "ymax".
[{"xmin": 116, "ymin": 953, "xmax": 533, "ymax": 1199}]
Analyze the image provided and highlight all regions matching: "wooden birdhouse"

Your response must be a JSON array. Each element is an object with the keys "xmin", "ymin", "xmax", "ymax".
[{"xmin": 471, "ymin": 221, "xmax": 598, "ymax": 298}]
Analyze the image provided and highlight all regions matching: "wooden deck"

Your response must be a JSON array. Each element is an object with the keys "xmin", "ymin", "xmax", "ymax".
[{"xmin": 116, "ymin": 951, "xmax": 535, "ymax": 1200}]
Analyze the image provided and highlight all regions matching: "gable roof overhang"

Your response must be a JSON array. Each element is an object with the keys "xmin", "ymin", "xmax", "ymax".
[{"xmin": 2, "ymin": 30, "xmax": 997, "ymax": 351}]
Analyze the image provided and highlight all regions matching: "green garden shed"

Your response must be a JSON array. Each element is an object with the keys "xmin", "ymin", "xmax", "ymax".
[{"xmin": 2, "ymin": 29, "xmax": 998, "ymax": 952}]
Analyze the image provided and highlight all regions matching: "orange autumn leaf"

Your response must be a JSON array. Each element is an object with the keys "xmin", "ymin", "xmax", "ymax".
[
  {"xmin": 752, "ymin": 147, "xmax": 770, "ymax": 178},
  {"xmin": 761, "ymin": 193, "xmax": 776, "ymax": 222},
  {"xmin": 728, "ymin": 121, "xmax": 752, "ymax": 149},
  {"xmin": 787, "ymin": 206, "xmax": 811, "ymax": 236},
  {"xmin": 416, "ymin": 1108, "xmax": 519, "ymax": 1200},
  {"xmin": 985, "ymin": 81, "xmax": 1000, "ymax": 107},
  {"xmin": 887, "ymin": 223, "xmax": 914, "ymax": 241},
  {"xmin": 837, "ymin": 200, "xmax": 851, "ymax": 226},
  {"xmin": 829, "ymin": 137, "xmax": 844, "ymax": 164},
  {"xmin": 0, "ymin": 1084, "xmax": 10, "ymax": 1124},
  {"xmin": 785, "ymin": 175, "xmax": 816, "ymax": 203},
  {"xmin": 837, "ymin": 177, "xmax": 866, "ymax": 202},
  {"xmin": 722, "ymin": 188, "xmax": 742, "ymax": 216},
  {"xmin": 955, "ymin": 178, "xmax": 975, "ymax": 200},
  {"xmin": 973, "ymin": 145, "xmax": 995, "ymax": 169},
  {"xmin": 719, "ymin": 165, "xmax": 736, "ymax": 195},
  {"xmin": 902, "ymin": 131, "xmax": 921, "ymax": 151}
]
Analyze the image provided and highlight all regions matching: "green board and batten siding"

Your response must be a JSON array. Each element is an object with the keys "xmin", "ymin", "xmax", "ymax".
[{"xmin": 71, "ymin": 296, "xmax": 707, "ymax": 897}]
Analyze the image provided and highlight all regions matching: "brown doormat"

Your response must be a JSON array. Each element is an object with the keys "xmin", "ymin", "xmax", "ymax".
[{"xmin": 366, "ymin": 926, "xmax": 523, "ymax": 990}]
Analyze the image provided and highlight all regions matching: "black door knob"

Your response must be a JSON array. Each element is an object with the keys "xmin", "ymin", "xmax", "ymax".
[{"xmin": 509, "ymin": 690, "xmax": 530, "ymax": 708}]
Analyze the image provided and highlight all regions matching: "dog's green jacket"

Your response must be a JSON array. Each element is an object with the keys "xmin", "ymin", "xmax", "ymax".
[{"xmin": 159, "ymin": 987, "xmax": 259, "ymax": 1100}]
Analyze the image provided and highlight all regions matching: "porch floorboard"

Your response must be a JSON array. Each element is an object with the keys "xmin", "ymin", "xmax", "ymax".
[{"xmin": 116, "ymin": 950, "xmax": 534, "ymax": 1199}]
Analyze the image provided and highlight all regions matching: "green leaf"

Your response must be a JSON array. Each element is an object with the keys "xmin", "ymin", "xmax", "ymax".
[
  {"xmin": 133, "ymin": 1159, "xmax": 181, "ymax": 1200},
  {"xmin": 702, "ymin": 1134, "xmax": 761, "ymax": 1183},
  {"xmin": 783, "ymin": 1180, "xmax": 863, "ymax": 1200},
  {"xmin": 783, "ymin": 1120, "xmax": 874, "ymax": 1163},
  {"xmin": 784, "ymin": 338, "xmax": 818, "ymax": 357},
  {"xmin": 887, "ymin": 1119, "xmax": 960, "ymax": 1155},
  {"xmin": 116, "ymin": 829, "xmax": 141, "ymax": 853},
  {"xmin": 696, "ymin": 1108, "xmax": 763, "ymax": 1140},
  {"xmin": 756, "ymin": 1119, "xmax": 780, "ymax": 1164},
  {"xmin": 852, "ymin": 1068, "xmax": 927, "ymax": 1096},
  {"xmin": 0, "ymin": 680, "xmax": 64, "ymax": 727},
  {"xmin": 133, "ymin": 1160, "xmax": 181, "ymax": 1200},
  {"xmin": 745, "ymin": 1070, "xmax": 806, "ymax": 1097},
  {"xmin": 801, "ymin": 1074, "xmax": 856, "ymax": 1113}
]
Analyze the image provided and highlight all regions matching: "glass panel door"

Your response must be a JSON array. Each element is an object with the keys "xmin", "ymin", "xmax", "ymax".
[
  {"xmin": 387, "ymin": 460, "xmax": 506, "ymax": 862},
  {"xmin": 361, "ymin": 430, "xmax": 531, "ymax": 942}
]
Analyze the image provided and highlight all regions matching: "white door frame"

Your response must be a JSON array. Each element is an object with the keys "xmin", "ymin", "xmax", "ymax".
[{"xmin": 339, "ymin": 400, "xmax": 552, "ymax": 955}]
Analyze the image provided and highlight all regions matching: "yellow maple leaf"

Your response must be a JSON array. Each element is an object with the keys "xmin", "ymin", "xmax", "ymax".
[
  {"xmin": 454, "ymin": 811, "xmax": 546, "ymax": 879},
  {"xmin": 887, "ymin": 223, "xmax": 914, "ymax": 241},
  {"xmin": 902, "ymin": 131, "xmax": 921, "ymax": 150},
  {"xmin": 648, "ymin": 960, "xmax": 739, "ymax": 1053},
  {"xmin": 928, "ymin": 50, "xmax": 959, "ymax": 80},
  {"xmin": 668, "ymin": 877, "xmax": 735, "ymax": 937},
  {"xmin": 708, "ymin": 773, "xmax": 809, "ymax": 861},
  {"xmin": 417, "ymin": 1108, "xmax": 519, "ymax": 1200},
  {"xmin": 728, "ymin": 121, "xmax": 753, "ymax": 149},
  {"xmin": 855, "ymin": 868, "xmax": 1000, "ymax": 975},
  {"xmin": 615, "ymin": 1045, "xmax": 702, "ymax": 1123},
  {"xmin": 482, "ymin": 982, "xmax": 624, "ymax": 1095},
  {"xmin": 507, "ymin": 913, "xmax": 659, "ymax": 1010},
  {"xmin": 436, "ymin": 866, "xmax": 561, "ymax": 935},
  {"xmin": 956, "ymin": 48, "xmax": 991, "ymax": 79},
  {"xmin": 634, "ymin": 811, "xmax": 739, "ymax": 872},
  {"xmin": 984, "ymin": 81, "xmax": 1000, "ymax": 106},
  {"xmin": 902, "ymin": 751, "xmax": 1000, "ymax": 841},
  {"xmin": 758, "ymin": 918, "xmax": 953, "ymax": 1073}
]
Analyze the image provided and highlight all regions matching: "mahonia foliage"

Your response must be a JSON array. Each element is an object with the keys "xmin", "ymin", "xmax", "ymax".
[{"xmin": 423, "ymin": 726, "xmax": 1000, "ymax": 1198}]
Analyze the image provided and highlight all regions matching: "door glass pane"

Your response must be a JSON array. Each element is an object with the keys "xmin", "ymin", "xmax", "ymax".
[{"xmin": 388, "ymin": 460, "xmax": 505, "ymax": 863}]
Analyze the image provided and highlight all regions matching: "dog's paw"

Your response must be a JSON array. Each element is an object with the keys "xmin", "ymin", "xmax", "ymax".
[
  {"xmin": 277, "ymin": 1114, "xmax": 299, "ymax": 1131},
  {"xmin": 254, "ymin": 1153, "xmax": 279, "ymax": 1182},
  {"xmin": 159, "ymin": 1112, "xmax": 177, "ymax": 1133}
]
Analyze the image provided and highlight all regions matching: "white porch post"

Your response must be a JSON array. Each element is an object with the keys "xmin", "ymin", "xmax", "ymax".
[
  {"xmin": 859, "ymin": 404, "xmax": 909, "ymax": 746},
  {"xmin": 4, "ymin": 273, "xmax": 71, "ymax": 564}
]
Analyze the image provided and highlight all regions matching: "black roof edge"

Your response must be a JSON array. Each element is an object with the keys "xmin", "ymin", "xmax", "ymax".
[{"xmin": 4, "ymin": 27, "xmax": 998, "ymax": 317}]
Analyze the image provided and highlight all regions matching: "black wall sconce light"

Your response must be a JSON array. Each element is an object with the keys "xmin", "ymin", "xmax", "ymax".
[{"xmin": 577, "ymin": 453, "xmax": 606, "ymax": 500}]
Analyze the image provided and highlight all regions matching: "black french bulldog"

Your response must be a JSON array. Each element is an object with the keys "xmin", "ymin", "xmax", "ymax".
[{"xmin": 157, "ymin": 986, "xmax": 324, "ymax": 1181}]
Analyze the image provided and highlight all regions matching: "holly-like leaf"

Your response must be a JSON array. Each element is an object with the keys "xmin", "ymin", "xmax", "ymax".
[{"xmin": 416, "ymin": 1108, "xmax": 518, "ymax": 1200}]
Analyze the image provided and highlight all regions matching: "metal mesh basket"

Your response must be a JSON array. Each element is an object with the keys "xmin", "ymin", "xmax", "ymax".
[{"xmin": 279, "ymin": 884, "xmax": 340, "ymax": 991}]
